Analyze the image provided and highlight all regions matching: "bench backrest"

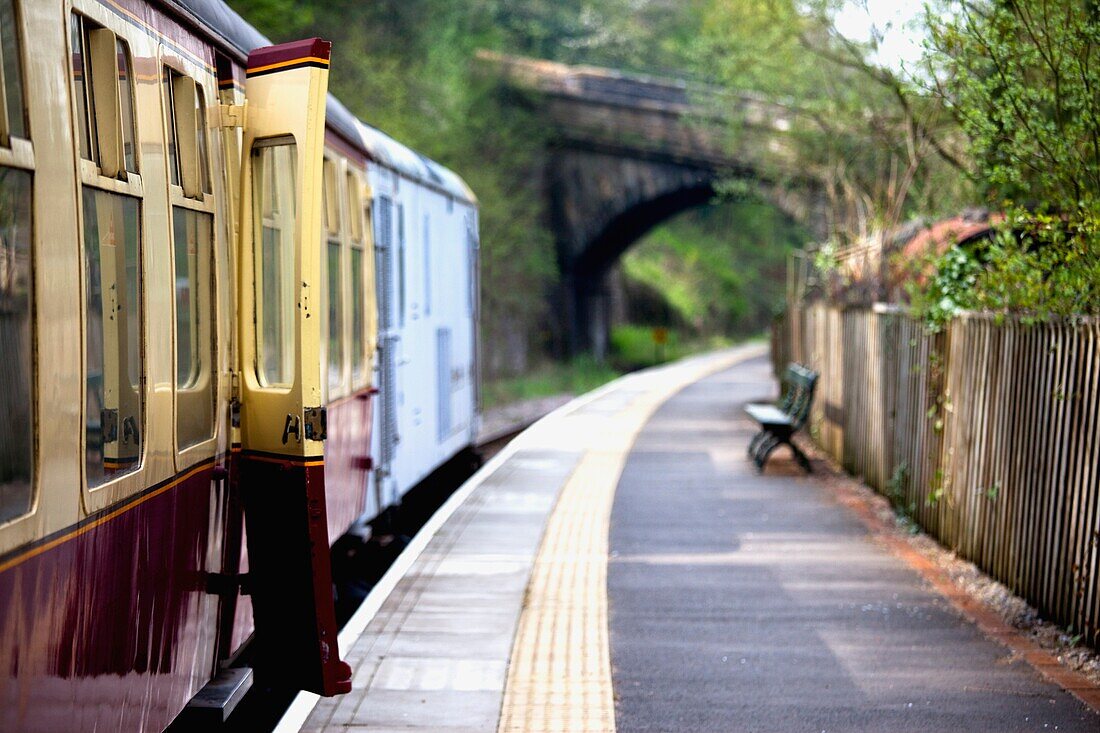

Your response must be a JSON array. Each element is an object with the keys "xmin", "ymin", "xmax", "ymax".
[{"xmin": 782, "ymin": 363, "xmax": 818, "ymax": 430}]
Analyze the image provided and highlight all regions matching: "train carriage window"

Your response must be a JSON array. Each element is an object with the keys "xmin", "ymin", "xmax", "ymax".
[
  {"xmin": 69, "ymin": 14, "xmax": 138, "ymax": 177},
  {"xmin": 0, "ymin": 0, "xmax": 27, "ymax": 143},
  {"xmin": 83, "ymin": 188, "xmax": 143, "ymax": 486},
  {"xmin": 345, "ymin": 171, "xmax": 361, "ymax": 242},
  {"xmin": 194, "ymin": 87, "xmax": 210, "ymax": 194},
  {"xmin": 374, "ymin": 195, "xmax": 393, "ymax": 332},
  {"xmin": 70, "ymin": 15, "xmax": 93, "ymax": 160},
  {"xmin": 350, "ymin": 245, "xmax": 364, "ymax": 384},
  {"xmin": 173, "ymin": 208, "xmax": 214, "ymax": 448},
  {"xmin": 252, "ymin": 140, "xmax": 297, "ymax": 388},
  {"xmin": 164, "ymin": 66, "xmax": 216, "ymax": 450},
  {"xmin": 0, "ymin": 167, "xmax": 33, "ymax": 523},
  {"xmin": 467, "ymin": 217, "xmax": 478, "ymax": 318},
  {"xmin": 322, "ymin": 159, "xmax": 338, "ymax": 236},
  {"xmin": 116, "ymin": 40, "xmax": 137, "ymax": 173},
  {"xmin": 322, "ymin": 160, "xmax": 344, "ymax": 395},
  {"xmin": 71, "ymin": 11, "xmax": 147, "ymax": 487},
  {"xmin": 348, "ymin": 172, "xmax": 366, "ymax": 385},
  {"xmin": 163, "ymin": 69, "xmax": 178, "ymax": 185},
  {"xmin": 327, "ymin": 240, "xmax": 343, "ymax": 393},
  {"xmin": 163, "ymin": 67, "xmax": 210, "ymax": 198}
]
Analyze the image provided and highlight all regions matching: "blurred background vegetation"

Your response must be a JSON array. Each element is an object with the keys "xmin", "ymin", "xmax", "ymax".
[
  {"xmin": 230, "ymin": 1, "xmax": 820, "ymax": 385},
  {"xmin": 230, "ymin": 1, "xmax": 1100, "ymax": 399}
]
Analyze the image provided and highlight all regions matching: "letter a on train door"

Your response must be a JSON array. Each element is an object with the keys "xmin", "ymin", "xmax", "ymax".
[{"xmin": 236, "ymin": 38, "xmax": 351, "ymax": 696}]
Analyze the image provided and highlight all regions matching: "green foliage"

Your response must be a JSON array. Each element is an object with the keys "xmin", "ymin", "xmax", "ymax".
[
  {"xmin": 927, "ymin": 469, "xmax": 946, "ymax": 507},
  {"xmin": 228, "ymin": 0, "xmax": 313, "ymax": 36},
  {"xmin": 621, "ymin": 199, "xmax": 806, "ymax": 339},
  {"xmin": 909, "ymin": 210, "xmax": 1100, "ymax": 325},
  {"xmin": 232, "ymin": 0, "xmax": 557, "ymax": 376},
  {"xmin": 886, "ymin": 462, "xmax": 921, "ymax": 530},
  {"xmin": 886, "ymin": 461, "xmax": 909, "ymax": 503},
  {"xmin": 906, "ymin": 246, "xmax": 981, "ymax": 330},
  {"xmin": 695, "ymin": 0, "xmax": 970, "ymax": 238},
  {"xmin": 927, "ymin": 1, "xmax": 1100, "ymax": 215},
  {"xmin": 481, "ymin": 356, "xmax": 620, "ymax": 409},
  {"xmin": 609, "ymin": 325, "xmax": 733, "ymax": 370},
  {"xmin": 812, "ymin": 240, "xmax": 841, "ymax": 277},
  {"xmin": 611, "ymin": 325, "xmax": 677, "ymax": 369},
  {"xmin": 973, "ymin": 211, "xmax": 1100, "ymax": 318},
  {"xmin": 916, "ymin": 1, "xmax": 1100, "ymax": 319},
  {"xmin": 485, "ymin": 0, "xmax": 704, "ymax": 73}
]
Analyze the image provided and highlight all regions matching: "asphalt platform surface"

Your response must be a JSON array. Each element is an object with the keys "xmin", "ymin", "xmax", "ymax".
[{"xmin": 608, "ymin": 355, "xmax": 1099, "ymax": 732}]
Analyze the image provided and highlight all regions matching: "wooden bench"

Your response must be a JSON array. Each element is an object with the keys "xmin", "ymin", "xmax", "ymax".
[{"xmin": 744, "ymin": 363, "xmax": 818, "ymax": 472}]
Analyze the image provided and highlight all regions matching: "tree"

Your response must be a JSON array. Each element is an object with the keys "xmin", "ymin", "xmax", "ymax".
[
  {"xmin": 232, "ymin": 0, "xmax": 560, "ymax": 375},
  {"xmin": 927, "ymin": 0, "xmax": 1100, "ymax": 214},
  {"xmin": 692, "ymin": 0, "xmax": 969, "ymax": 241},
  {"xmin": 919, "ymin": 0, "xmax": 1100, "ymax": 317}
]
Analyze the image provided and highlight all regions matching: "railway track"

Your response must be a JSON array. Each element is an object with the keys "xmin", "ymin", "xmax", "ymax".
[{"xmin": 474, "ymin": 424, "xmax": 527, "ymax": 461}]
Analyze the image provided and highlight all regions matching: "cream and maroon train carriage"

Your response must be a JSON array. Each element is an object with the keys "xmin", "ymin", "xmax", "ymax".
[{"xmin": 0, "ymin": 1, "xmax": 480, "ymax": 730}]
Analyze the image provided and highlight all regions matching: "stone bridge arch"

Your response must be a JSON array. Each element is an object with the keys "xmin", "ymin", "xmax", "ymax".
[{"xmin": 485, "ymin": 52, "xmax": 828, "ymax": 355}]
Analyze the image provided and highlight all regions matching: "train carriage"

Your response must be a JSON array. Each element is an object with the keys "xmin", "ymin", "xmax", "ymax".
[
  {"xmin": 357, "ymin": 121, "xmax": 479, "ymax": 517},
  {"xmin": 0, "ymin": 1, "xmax": 480, "ymax": 730}
]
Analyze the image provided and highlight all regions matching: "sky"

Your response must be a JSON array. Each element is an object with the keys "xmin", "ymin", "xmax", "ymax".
[{"xmin": 831, "ymin": 0, "xmax": 930, "ymax": 73}]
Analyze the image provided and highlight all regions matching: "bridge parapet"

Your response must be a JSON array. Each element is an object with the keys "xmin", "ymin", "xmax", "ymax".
[
  {"xmin": 478, "ymin": 52, "xmax": 822, "ymax": 355},
  {"xmin": 480, "ymin": 51, "xmax": 796, "ymax": 165},
  {"xmin": 478, "ymin": 50, "xmax": 788, "ymax": 122}
]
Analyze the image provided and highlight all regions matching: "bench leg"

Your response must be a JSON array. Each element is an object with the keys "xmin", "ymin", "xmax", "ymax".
[
  {"xmin": 753, "ymin": 433, "xmax": 780, "ymax": 471},
  {"xmin": 747, "ymin": 430, "xmax": 767, "ymax": 458},
  {"xmin": 750, "ymin": 430, "xmax": 769, "ymax": 463},
  {"xmin": 789, "ymin": 441, "xmax": 812, "ymax": 473}
]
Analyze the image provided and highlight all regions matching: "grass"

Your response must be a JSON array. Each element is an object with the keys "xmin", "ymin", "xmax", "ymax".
[
  {"xmin": 609, "ymin": 324, "xmax": 738, "ymax": 370},
  {"xmin": 482, "ymin": 356, "xmax": 622, "ymax": 410},
  {"xmin": 482, "ymin": 326, "xmax": 761, "ymax": 411}
]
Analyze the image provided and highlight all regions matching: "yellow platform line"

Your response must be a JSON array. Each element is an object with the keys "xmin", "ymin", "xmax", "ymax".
[{"xmin": 498, "ymin": 347, "xmax": 761, "ymax": 733}]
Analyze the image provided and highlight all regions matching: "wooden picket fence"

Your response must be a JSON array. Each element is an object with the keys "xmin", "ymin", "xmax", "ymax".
[{"xmin": 778, "ymin": 303, "xmax": 1100, "ymax": 649}]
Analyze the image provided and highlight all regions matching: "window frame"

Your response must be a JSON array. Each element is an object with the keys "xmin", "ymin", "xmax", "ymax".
[
  {"xmin": 0, "ymin": 0, "xmax": 38, "ymax": 547},
  {"xmin": 162, "ymin": 64, "xmax": 211, "ymax": 198},
  {"xmin": 346, "ymin": 166, "xmax": 370, "ymax": 391},
  {"xmin": 70, "ymin": 3, "xmax": 148, "ymax": 509},
  {"xmin": 162, "ymin": 58, "xmax": 219, "ymax": 459},
  {"xmin": 0, "ymin": 127, "xmax": 30, "ymax": 170},
  {"xmin": 69, "ymin": 12, "xmax": 140, "ymax": 179},
  {"xmin": 115, "ymin": 37, "xmax": 138, "ymax": 174},
  {"xmin": 251, "ymin": 136, "xmax": 299, "ymax": 392},
  {"xmin": 321, "ymin": 153, "xmax": 348, "ymax": 400},
  {"xmin": 0, "ymin": 0, "xmax": 27, "ymax": 146}
]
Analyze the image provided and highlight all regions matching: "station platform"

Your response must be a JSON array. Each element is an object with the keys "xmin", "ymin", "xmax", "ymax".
[{"xmin": 278, "ymin": 346, "xmax": 1100, "ymax": 733}]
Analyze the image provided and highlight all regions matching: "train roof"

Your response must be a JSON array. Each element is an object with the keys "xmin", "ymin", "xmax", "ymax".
[
  {"xmin": 168, "ymin": 0, "xmax": 476, "ymax": 204},
  {"xmin": 354, "ymin": 122, "xmax": 477, "ymax": 203}
]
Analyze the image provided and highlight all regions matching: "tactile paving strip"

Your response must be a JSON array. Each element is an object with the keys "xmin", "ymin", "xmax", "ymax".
[
  {"xmin": 497, "ymin": 448, "xmax": 620, "ymax": 732},
  {"xmin": 498, "ymin": 349, "xmax": 757, "ymax": 732}
]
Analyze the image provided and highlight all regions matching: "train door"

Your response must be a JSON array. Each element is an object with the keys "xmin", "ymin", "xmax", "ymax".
[
  {"xmin": 235, "ymin": 38, "xmax": 350, "ymax": 696},
  {"xmin": 159, "ymin": 36, "xmax": 234, "ymax": 693},
  {"xmin": 211, "ymin": 51, "xmax": 251, "ymax": 670}
]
